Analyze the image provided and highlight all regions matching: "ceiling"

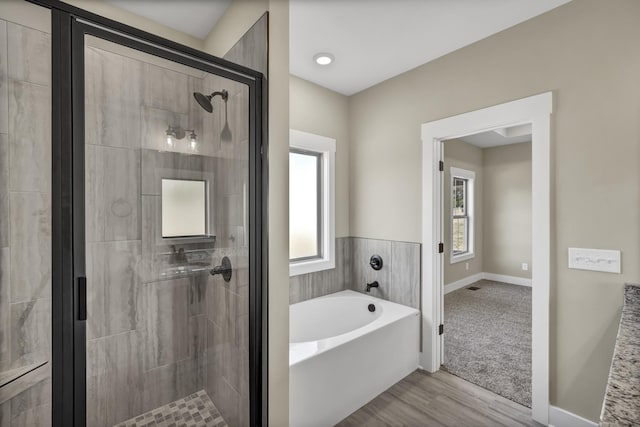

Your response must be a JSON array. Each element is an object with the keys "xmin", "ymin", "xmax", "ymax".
[
  {"xmin": 103, "ymin": 0, "xmax": 231, "ymax": 40},
  {"xmin": 457, "ymin": 124, "xmax": 532, "ymax": 148},
  {"xmin": 102, "ymin": 0, "xmax": 571, "ymax": 96},
  {"xmin": 290, "ymin": 0, "xmax": 571, "ymax": 95}
]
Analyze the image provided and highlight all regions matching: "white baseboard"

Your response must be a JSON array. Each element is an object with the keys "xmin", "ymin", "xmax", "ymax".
[
  {"xmin": 444, "ymin": 273, "xmax": 484, "ymax": 294},
  {"xmin": 483, "ymin": 272, "xmax": 532, "ymax": 287},
  {"xmin": 445, "ymin": 272, "xmax": 531, "ymax": 294},
  {"xmin": 549, "ymin": 405, "xmax": 598, "ymax": 427}
]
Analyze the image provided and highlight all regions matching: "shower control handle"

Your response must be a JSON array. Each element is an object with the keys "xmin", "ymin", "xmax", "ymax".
[
  {"xmin": 210, "ymin": 256, "xmax": 233, "ymax": 282},
  {"xmin": 369, "ymin": 255, "xmax": 383, "ymax": 270}
]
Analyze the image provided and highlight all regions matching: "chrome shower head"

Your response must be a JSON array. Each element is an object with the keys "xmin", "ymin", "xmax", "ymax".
[{"xmin": 193, "ymin": 90, "xmax": 229, "ymax": 114}]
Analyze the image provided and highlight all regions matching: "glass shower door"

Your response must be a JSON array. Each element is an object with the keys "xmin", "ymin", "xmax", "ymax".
[{"xmin": 81, "ymin": 29, "xmax": 256, "ymax": 427}]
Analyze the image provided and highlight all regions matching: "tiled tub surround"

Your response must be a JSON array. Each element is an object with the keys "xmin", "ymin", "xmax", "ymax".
[
  {"xmin": 0, "ymin": 18, "xmax": 52, "ymax": 426},
  {"xmin": 290, "ymin": 237, "xmax": 421, "ymax": 309},
  {"xmin": 350, "ymin": 238, "xmax": 421, "ymax": 309},
  {"xmin": 85, "ymin": 41, "xmax": 250, "ymax": 426},
  {"xmin": 600, "ymin": 283, "xmax": 640, "ymax": 426},
  {"xmin": 289, "ymin": 237, "xmax": 352, "ymax": 304}
]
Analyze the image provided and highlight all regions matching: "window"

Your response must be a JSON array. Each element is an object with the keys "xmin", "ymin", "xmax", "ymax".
[
  {"xmin": 289, "ymin": 130, "xmax": 336, "ymax": 276},
  {"xmin": 450, "ymin": 167, "xmax": 475, "ymax": 263},
  {"xmin": 289, "ymin": 150, "xmax": 321, "ymax": 260}
]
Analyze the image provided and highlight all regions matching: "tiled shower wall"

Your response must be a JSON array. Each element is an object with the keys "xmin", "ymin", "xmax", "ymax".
[
  {"xmin": 290, "ymin": 237, "xmax": 421, "ymax": 310},
  {"xmin": 289, "ymin": 237, "xmax": 352, "ymax": 304},
  {"xmin": 0, "ymin": 19, "xmax": 52, "ymax": 426},
  {"xmin": 202, "ymin": 73, "xmax": 251, "ymax": 427},
  {"xmin": 201, "ymin": 13, "xmax": 269, "ymax": 426},
  {"xmin": 84, "ymin": 42, "xmax": 251, "ymax": 427},
  {"xmin": 84, "ymin": 45, "xmax": 211, "ymax": 427}
]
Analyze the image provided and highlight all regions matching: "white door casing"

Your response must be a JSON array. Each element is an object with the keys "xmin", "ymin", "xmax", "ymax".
[{"xmin": 421, "ymin": 92, "xmax": 552, "ymax": 425}]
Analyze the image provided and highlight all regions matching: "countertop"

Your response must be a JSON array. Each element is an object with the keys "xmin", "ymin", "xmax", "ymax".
[{"xmin": 600, "ymin": 283, "xmax": 640, "ymax": 426}]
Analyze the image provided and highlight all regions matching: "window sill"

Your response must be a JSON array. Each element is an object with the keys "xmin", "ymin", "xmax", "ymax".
[
  {"xmin": 450, "ymin": 252, "xmax": 475, "ymax": 264},
  {"xmin": 290, "ymin": 257, "xmax": 335, "ymax": 277}
]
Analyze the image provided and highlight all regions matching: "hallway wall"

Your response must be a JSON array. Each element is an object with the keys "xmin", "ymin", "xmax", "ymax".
[{"xmin": 483, "ymin": 142, "xmax": 532, "ymax": 280}]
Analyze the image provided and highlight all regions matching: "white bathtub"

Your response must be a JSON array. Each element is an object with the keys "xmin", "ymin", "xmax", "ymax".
[{"xmin": 289, "ymin": 290, "xmax": 420, "ymax": 427}]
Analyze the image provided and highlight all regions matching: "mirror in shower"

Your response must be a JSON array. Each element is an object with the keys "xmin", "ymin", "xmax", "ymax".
[{"xmin": 161, "ymin": 178, "xmax": 208, "ymax": 238}]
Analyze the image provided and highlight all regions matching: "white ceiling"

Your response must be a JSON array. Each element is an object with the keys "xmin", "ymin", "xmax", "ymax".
[
  {"xmin": 103, "ymin": 0, "xmax": 231, "ymax": 40},
  {"xmin": 458, "ymin": 124, "xmax": 532, "ymax": 148},
  {"xmin": 102, "ymin": 0, "xmax": 571, "ymax": 96},
  {"xmin": 290, "ymin": 0, "xmax": 571, "ymax": 95}
]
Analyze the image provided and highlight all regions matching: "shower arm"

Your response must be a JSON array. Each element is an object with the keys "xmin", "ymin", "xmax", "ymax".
[{"xmin": 211, "ymin": 90, "xmax": 228, "ymax": 102}]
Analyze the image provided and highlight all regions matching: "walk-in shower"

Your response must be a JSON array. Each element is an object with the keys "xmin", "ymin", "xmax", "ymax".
[
  {"xmin": 83, "ymin": 35, "xmax": 252, "ymax": 427},
  {"xmin": 0, "ymin": 2, "xmax": 264, "ymax": 426}
]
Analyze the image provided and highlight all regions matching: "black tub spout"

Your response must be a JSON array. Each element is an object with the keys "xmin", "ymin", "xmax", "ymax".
[{"xmin": 366, "ymin": 281, "xmax": 379, "ymax": 292}]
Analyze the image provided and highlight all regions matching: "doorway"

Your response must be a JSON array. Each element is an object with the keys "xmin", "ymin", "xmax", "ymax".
[
  {"xmin": 420, "ymin": 93, "xmax": 552, "ymax": 424},
  {"xmin": 440, "ymin": 132, "xmax": 533, "ymax": 407}
]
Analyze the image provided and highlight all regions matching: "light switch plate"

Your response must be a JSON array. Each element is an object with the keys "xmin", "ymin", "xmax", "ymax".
[{"xmin": 568, "ymin": 248, "xmax": 621, "ymax": 274}]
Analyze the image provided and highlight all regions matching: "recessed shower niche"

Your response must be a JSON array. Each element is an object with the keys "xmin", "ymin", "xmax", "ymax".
[{"xmin": 84, "ymin": 33, "xmax": 252, "ymax": 427}]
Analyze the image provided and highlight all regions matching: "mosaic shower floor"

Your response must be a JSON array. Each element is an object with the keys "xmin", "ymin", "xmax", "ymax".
[{"xmin": 114, "ymin": 390, "xmax": 228, "ymax": 427}]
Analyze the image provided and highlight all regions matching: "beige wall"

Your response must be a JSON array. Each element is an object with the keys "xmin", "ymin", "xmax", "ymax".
[
  {"xmin": 349, "ymin": 0, "xmax": 640, "ymax": 420},
  {"xmin": 290, "ymin": 76, "xmax": 350, "ymax": 237},
  {"xmin": 203, "ymin": 0, "xmax": 268, "ymax": 57},
  {"xmin": 443, "ymin": 139, "xmax": 484, "ymax": 284},
  {"xmin": 483, "ymin": 142, "xmax": 532, "ymax": 279},
  {"xmin": 263, "ymin": 2, "xmax": 289, "ymax": 425}
]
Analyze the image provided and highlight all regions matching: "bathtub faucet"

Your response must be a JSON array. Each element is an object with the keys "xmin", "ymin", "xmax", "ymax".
[{"xmin": 366, "ymin": 281, "xmax": 379, "ymax": 292}]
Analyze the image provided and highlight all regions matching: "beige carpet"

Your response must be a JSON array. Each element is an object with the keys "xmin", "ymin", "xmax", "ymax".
[{"xmin": 443, "ymin": 279, "xmax": 532, "ymax": 407}]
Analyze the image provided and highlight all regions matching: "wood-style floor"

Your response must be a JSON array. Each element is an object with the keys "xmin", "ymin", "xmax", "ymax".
[{"xmin": 336, "ymin": 370, "xmax": 542, "ymax": 427}]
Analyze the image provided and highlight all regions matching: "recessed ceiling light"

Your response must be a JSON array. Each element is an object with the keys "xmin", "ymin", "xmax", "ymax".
[{"xmin": 314, "ymin": 53, "xmax": 334, "ymax": 66}]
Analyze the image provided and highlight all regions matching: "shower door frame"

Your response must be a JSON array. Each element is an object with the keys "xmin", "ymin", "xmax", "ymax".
[{"xmin": 32, "ymin": 1, "xmax": 267, "ymax": 426}]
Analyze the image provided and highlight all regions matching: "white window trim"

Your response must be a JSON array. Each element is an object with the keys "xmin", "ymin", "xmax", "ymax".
[
  {"xmin": 449, "ymin": 167, "xmax": 475, "ymax": 264},
  {"xmin": 289, "ymin": 129, "xmax": 336, "ymax": 276}
]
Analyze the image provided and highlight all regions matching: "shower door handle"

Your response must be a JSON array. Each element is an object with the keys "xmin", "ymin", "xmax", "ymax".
[{"xmin": 77, "ymin": 276, "xmax": 87, "ymax": 321}]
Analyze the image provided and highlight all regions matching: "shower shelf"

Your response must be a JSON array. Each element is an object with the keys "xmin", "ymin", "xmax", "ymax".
[
  {"xmin": 160, "ymin": 265, "xmax": 211, "ymax": 278},
  {"xmin": 0, "ymin": 361, "xmax": 49, "ymax": 405},
  {"xmin": 158, "ymin": 247, "xmax": 215, "ymax": 256}
]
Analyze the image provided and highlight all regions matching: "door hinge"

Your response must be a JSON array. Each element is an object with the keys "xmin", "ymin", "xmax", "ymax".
[
  {"xmin": 78, "ymin": 276, "xmax": 87, "ymax": 321},
  {"xmin": 438, "ymin": 242, "xmax": 444, "ymax": 253},
  {"xmin": 439, "ymin": 324, "xmax": 444, "ymax": 335},
  {"xmin": 439, "ymin": 160, "xmax": 444, "ymax": 171}
]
